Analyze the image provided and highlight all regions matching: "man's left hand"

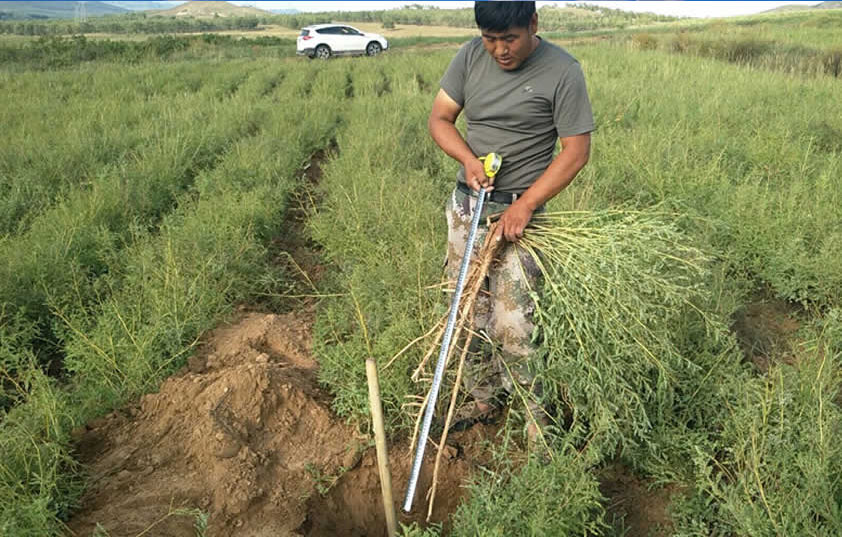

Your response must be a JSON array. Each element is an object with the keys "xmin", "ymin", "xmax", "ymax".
[{"xmin": 494, "ymin": 200, "xmax": 534, "ymax": 243}]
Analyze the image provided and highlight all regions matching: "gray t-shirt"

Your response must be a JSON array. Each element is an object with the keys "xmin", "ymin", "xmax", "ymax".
[{"xmin": 440, "ymin": 37, "xmax": 595, "ymax": 194}]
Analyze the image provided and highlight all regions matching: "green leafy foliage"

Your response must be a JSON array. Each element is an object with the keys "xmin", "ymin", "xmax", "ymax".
[
  {"xmin": 0, "ymin": 60, "xmax": 275, "ymax": 378},
  {"xmin": 581, "ymin": 42, "xmax": 842, "ymax": 306},
  {"xmin": 0, "ymin": 54, "xmax": 340, "ymax": 534},
  {"xmin": 0, "ymin": 13, "xmax": 264, "ymax": 36},
  {"xmin": 400, "ymin": 521, "xmax": 442, "ymax": 536},
  {"xmin": 0, "ymin": 367, "xmax": 82, "ymax": 537},
  {"xmin": 309, "ymin": 57, "xmax": 452, "ymax": 430},
  {"xmin": 675, "ymin": 324, "xmax": 842, "ymax": 535},
  {"xmin": 2, "ymin": 14, "xmax": 842, "ymax": 534},
  {"xmin": 276, "ymin": 4, "xmax": 677, "ymax": 32},
  {"xmin": 451, "ymin": 450, "xmax": 607, "ymax": 536},
  {"xmin": 0, "ymin": 34, "xmax": 296, "ymax": 69}
]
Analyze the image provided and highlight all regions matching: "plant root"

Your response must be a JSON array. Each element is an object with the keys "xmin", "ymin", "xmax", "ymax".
[{"xmin": 408, "ymin": 222, "xmax": 505, "ymax": 519}]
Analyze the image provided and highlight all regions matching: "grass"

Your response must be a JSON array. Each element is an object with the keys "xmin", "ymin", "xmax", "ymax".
[
  {"xmin": 573, "ymin": 42, "xmax": 842, "ymax": 305},
  {"xmin": 0, "ymin": 53, "xmax": 342, "ymax": 535},
  {"xmin": 188, "ymin": 21, "xmax": 479, "ymax": 39},
  {"xmin": 308, "ymin": 35, "xmax": 842, "ymax": 535},
  {"xmin": 451, "ymin": 448, "xmax": 607, "ymax": 536},
  {"xmin": 0, "ymin": 59, "xmax": 272, "ymax": 382},
  {"xmin": 308, "ymin": 57, "xmax": 450, "ymax": 429},
  {"xmin": 1, "ymin": 9, "xmax": 841, "ymax": 534},
  {"xmin": 615, "ymin": 10, "xmax": 842, "ymax": 80},
  {"xmin": 673, "ymin": 316, "xmax": 842, "ymax": 536}
]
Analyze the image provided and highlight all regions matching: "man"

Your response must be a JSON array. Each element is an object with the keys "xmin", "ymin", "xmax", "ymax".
[{"xmin": 428, "ymin": 1, "xmax": 594, "ymax": 443}]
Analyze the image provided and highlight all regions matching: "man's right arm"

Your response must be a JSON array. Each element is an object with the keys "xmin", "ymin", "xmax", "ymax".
[{"xmin": 428, "ymin": 89, "xmax": 493, "ymax": 192}]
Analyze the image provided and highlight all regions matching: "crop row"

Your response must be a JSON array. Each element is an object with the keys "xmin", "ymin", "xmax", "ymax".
[
  {"xmin": 2, "ymin": 33, "xmax": 840, "ymax": 534},
  {"xmin": 0, "ymin": 57, "xmax": 344, "ymax": 535},
  {"xmin": 309, "ymin": 44, "xmax": 842, "ymax": 534}
]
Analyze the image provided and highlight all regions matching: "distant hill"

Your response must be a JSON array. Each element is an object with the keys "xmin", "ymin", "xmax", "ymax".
[
  {"xmin": 765, "ymin": 1, "xmax": 842, "ymax": 13},
  {"xmin": 0, "ymin": 1, "xmax": 129, "ymax": 20},
  {"xmin": 103, "ymin": 1, "xmax": 185, "ymax": 11},
  {"xmin": 153, "ymin": 1, "xmax": 270, "ymax": 17}
]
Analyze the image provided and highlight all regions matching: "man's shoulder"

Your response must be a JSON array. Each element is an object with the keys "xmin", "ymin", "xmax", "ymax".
[
  {"xmin": 535, "ymin": 38, "xmax": 580, "ymax": 69},
  {"xmin": 458, "ymin": 36, "xmax": 486, "ymax": 63}
]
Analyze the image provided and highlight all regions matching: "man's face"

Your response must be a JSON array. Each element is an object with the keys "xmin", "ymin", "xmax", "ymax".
[{"xmin": 480, "ymin": 14, "xmax": 538, "ymax": 71}]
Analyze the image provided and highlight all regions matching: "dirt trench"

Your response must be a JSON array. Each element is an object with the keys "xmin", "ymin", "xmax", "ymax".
[
  {"xmin": 65, "ymin": 145, "xmax": 682, "ymax": 537},
  {"xmin": 66, "ymin": 148, "xmax": 490, "ymax": 537},
  {"xmin": 66, "ymin": 309, "xmax": 494, "ymax": 537}
]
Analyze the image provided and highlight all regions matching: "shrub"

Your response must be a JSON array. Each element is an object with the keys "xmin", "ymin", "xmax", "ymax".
[
  {"xmin": 451, "ymin": 450, "xmax": 607, "ymax": 536},
  {"xmin": 632, "ymin": 32, "xmax": 658, "ymax": 51},
  {"xmin": 677, "ymin": 330, "xmax": 842, "ymax": 535}
]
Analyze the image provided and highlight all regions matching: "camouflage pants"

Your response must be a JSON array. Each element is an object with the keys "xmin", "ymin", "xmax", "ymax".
[{"xmin": 445, "ymin": 186, "xmax": 543, "ymax": 410}]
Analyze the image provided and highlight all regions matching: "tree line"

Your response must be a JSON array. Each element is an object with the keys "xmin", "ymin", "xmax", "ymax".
[{"xmin": 0, "ymin": 4, "xmax": 677, "ymax": 36}]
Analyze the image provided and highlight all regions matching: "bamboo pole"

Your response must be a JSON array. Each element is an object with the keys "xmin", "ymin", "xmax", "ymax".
[{"xmin": 366, "ymin": 357, "xmax": 398, "ymax": 537}]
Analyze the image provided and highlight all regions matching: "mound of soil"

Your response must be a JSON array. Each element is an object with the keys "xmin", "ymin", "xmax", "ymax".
[{"xmin": 68, "ymin": 309, "xmax": 491, "ymax": 537}]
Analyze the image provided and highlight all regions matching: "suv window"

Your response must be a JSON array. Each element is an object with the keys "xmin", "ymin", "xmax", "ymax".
[
  {"xmin": 339, "ymin": 27, "xmax": 361, "ymax": 35},
  {"xmin": 316, "ymin": 27, "xmax": 341, "ymax": 35},
  {"xmin": 300, "ymin": 29, "xmax": 309, "ymax": 36}
]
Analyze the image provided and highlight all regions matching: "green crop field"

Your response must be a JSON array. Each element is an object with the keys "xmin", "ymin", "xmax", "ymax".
[{"xmin": 1, "ymin": 8, "xmax": 841, "ymax": 536}]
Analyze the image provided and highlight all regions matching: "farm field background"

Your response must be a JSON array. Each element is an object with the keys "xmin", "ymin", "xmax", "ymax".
[{"xmin": 1, "ymin": 4, "xmax": 841, "ymax": 536}]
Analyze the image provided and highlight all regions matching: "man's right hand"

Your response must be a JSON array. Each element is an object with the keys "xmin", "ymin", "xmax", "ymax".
[
  {"xmin": 428, "ymin": 89, "xmax": 495, "ymax": 193},
  {"xmin": 463, "ymin": 156, "xmax": 495, "ymax": 192}
]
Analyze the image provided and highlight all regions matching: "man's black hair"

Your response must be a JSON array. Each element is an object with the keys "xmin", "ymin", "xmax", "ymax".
[{"xmin": 474, "ymin": 1, "xmax": 536, "ymax": 32}]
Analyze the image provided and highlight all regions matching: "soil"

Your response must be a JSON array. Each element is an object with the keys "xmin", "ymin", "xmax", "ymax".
[
  {"xmin": 65, "ymin": 143, "xmax": 489, "ymax": 537},
  {"xmin": 599, "ymin": 463, "xmax": 682, "ymax": 537},
  {"xmin": 67, "ymin": 309, "xmax": 497, "ymax": 537},
  {"xmin": 65, "ymin": 306, "xmax": 685, "ymax": 537},
  {"xmin": 732, "ymin": 296, "xmax": 801, "ymax": 372}
]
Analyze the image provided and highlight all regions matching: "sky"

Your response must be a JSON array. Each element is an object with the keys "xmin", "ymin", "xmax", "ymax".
[{"xmin": 230, "ymin": 1, "xmax": 825, "ymax": 18}]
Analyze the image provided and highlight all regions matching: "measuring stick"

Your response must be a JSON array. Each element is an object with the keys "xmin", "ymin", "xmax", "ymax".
[
  {"xmin": 402, "ymin": 153, "xmax": 500, "ymax": 512},
  {"xmin": 402, "ymin": 186, "xmax": 488, "ymax": 512}
]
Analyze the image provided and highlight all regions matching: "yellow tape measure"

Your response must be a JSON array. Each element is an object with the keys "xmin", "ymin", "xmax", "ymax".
[{"xmin": 479, "ymin": 152, "xmax": 502, "ymax": 179}]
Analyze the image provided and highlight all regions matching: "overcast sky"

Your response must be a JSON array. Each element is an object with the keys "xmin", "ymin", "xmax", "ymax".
[{"xmin": 231, "ymin": 1, "xmax": 824, "ymax": 18}]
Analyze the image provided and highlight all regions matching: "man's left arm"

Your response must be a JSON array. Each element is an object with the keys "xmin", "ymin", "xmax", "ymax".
[{"xmin": 495, "ymin": 132, "xmax": 591, "ymax": 242}]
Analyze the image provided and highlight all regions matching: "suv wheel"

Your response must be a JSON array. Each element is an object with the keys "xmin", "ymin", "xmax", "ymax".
[
  {"xmin": 315, "ymin": 44, "xmax": 331, "ymax": 60},
  {"xmin": 366, "ymin": 42, "xmax": 382, "ymax": 56}
]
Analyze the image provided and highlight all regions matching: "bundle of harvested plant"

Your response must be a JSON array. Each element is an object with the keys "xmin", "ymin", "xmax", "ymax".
[
  {"xmin": 518, "ymin": 209, "xmax": 712, "ymax": 462},
  {"xmin": 404, "ymin": 208, "xmax": 713, "ymax": 514}
]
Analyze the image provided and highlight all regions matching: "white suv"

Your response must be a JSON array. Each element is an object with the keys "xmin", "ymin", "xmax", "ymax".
[{"xmin": 296, "ymin": 24, "xmax": 388, "ymax": 59}]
